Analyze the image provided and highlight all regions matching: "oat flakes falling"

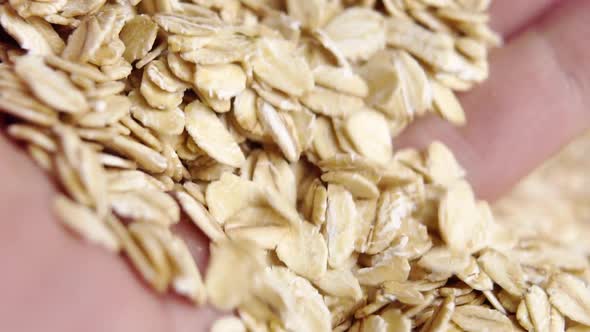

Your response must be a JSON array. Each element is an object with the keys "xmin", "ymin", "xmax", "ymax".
[{"xmin": 1, "ymin": 0, "xmax": 589, "ymax": 331}]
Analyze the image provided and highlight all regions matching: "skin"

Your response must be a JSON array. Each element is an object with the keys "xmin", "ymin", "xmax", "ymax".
[{"xmin": 0, "ymin": 1, "xmax": 589, "ymax": 330}]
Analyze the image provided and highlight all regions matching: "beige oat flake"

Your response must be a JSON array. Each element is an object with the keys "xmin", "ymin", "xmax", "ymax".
[
  {"xmin": 251, "ymin": 37, "xmax": 314, "ymax": 97},
  {"xmin": 438, "ymin": 180, "xmax": 488, "ymax": 254},
  {"xmin": 451, "ymin": 305, "xmax": 512, "ymax": 332},
  {"xmin": 525, "ymin": 285, "xmax": 551, "ymax": 332},
  {"xmin": 547, "ymin": 273, "xmax": 590, "ymax": 326},
  {"xmin": 185, "ymin": 100, "xmax": 246, "ymax": 168},
  {"xmin": 344, "ymin": 109, "xmax": 393, "ymax": 164},
  {"xmin": 325, "ymin": 184, "xmax": 358, "ymax": 268},
  {"xmin": 53, "ymin": 194, "xmax": 119, "ymax": 252},
  {"xmin": 257, "ymin": 101, "xmax": 299, "ymax": 162},
  {"xmin": 195, "ymin": 63, "xmax": 247, "ymax": 100},
  {"xmin": 0, "ymin": 5, "xmax": 53, "ymax": 55},
  {"xmin": 323, "ymin": 8, "xmax": 386, "ymax": 61},
  {"xmin": 275, "ymin": 221, "xmax": 328, "ymax": 280},
  {"xmin": 14, "ymin": 55, "xmax": 89, "ymax": 113},
  {"xmin": 120, "ymin": 15, "xmax": 158, "ymax": 63},
  {"xmin": 176, "ymin": 191, "xmax": 226, "ymax": 242},
  {"xmin": 312, "ymin": 65, "xmax": 369, "ymax": 98},
  {"xmin": 478, "ymin": 249, "xmax": 527, "ymax": 297}
]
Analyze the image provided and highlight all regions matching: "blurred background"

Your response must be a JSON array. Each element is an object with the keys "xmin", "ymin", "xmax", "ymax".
[{"xmin": 493, "ymin": 130, "xmax": 590, "ymax": 239}]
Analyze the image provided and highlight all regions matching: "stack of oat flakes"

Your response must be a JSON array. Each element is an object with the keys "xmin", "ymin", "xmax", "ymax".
[{"xmin": 1, "ymin": 0, "xmax": 589, "ymax": 331}]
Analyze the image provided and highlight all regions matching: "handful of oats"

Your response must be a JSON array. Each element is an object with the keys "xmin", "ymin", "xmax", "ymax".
[{"xmin": 1, "ymin": 0, "xmax": 590, "ymax": 331}]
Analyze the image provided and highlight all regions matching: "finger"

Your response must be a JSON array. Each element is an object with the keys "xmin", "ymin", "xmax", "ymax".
[
  {"xmin": 489, "ymin": 0, "xmax": 561, "ymax": 37},
  {"xmin": 398, "ymin": 0, "xmax": 590, "ymax": 200}
]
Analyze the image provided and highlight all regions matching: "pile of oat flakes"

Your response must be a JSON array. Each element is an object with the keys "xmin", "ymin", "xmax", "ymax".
[{"xmin": 1, "ymin": 0, "xmax": 590, "ymax": 331}]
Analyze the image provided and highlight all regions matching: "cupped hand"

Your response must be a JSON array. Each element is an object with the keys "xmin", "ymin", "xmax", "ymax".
[{"xmin": 1, "ymin": 1, "xmax": 589, "ymax": 331}]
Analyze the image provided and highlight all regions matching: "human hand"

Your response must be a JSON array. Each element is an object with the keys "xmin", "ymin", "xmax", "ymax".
[
  {"xmin": 1, "ymin": 1, "xmax": 589, "ymax": 331},
  {"xmin": 0, "ymin": 135, "xmax": 220, "ymax": 331}
]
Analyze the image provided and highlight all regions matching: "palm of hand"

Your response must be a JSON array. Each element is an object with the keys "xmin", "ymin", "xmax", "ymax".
[{"xmin": 1, "ymin": 1, "xmax": 589, "ymax": 331}]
